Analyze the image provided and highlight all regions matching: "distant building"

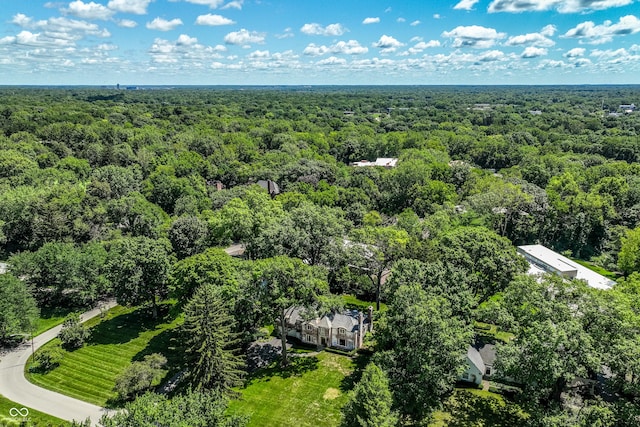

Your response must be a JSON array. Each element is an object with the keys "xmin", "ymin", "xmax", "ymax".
[
  {"xmin": 0, "ymin": 262, "xmax": 7, "ymax": 274},
  {"xmin": 517, "ymin": 244, "xmax": 615, "ymax": 290},
  {"xmin": 257, "ymin": 179, "xmax": 280, "ymax": 197},
  {"xmin": 619, "ymin": 103, "xmax": 636, "ymax": 112},
  {"xmin": 351, "ymin": 158, "xmax": 398, "ymax": 168}
]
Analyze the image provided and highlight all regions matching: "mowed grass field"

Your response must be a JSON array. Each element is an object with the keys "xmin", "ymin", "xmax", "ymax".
[
  {"xmin": 26, "ymin": 304, "xmax": 183, "ymax": 407},
  {"xmin": 0, "ymin": 394, "xmax": 69, "ymax": 427},
  {"xmin": 228, "ymin": 352, "xmax": 359, "ymax": 427}
]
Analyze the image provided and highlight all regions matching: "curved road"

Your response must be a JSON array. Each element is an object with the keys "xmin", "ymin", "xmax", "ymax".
[{"xmin": 0, "ymin": 300, "xmax": 118, "ymax": 426}]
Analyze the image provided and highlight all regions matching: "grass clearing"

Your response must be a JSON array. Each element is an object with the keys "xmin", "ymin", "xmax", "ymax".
[
  {"xmin": 33, "ymin": 306, "xmax": 78, "ymax": 337},
  {"xmin": 228, "ymin": 352, "xmax": 360, "ymax": 427},
  {"xmin": 474, "ymin": 321, "xmax": 514, "ymax": 343},
  {"xmin": 0, "ymin": 394, "xmax": 69, "ymax": 427},
  {"xmin": 341, "ymin": 295, "xmax": 387, "ymax": 312},
  {"xmin": 26, "ymin": 303, "xmax": 183, "ymax": 407},
  {"xmin": 569, "ymin": 257, "xmax": 619, "ymax": 280}
]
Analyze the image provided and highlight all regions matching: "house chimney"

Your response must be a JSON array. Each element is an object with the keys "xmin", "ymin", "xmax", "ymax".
[{"xmin": 367, "ymin": 306, "xmax": 374, "ymax": 332}]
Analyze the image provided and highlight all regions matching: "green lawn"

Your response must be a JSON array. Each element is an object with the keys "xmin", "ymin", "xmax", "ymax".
[
  {"xmin": 0, "ymin": 394, "xmax": 69, "ymax": 427},
  {"xmin": 33, "ymin": 306, "xmax": 77, "ymax": 337},
  {"xmin": 228, "ymin": 352, "xmax": 358, "ymax": 427},
  {"xmin": 473, "ymin": 321, "xmax": 514, "ymax": 343},
  {"xmin": 26, "ymin": 304, "xmax": 183, "ymax": 407},
  {"xmin": 341, "ymin": 295, "xmax": 387, "ymax": 312}
]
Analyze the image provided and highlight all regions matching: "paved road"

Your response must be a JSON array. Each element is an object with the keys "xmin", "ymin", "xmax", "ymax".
[{"xmin": 0, "ymin": 300, "xmax": 118, "ymax": 426}]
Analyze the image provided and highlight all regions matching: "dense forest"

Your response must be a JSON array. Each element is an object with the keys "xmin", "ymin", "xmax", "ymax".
[{"xmin": 2, "ymin": 86, "xmax": 640, "ymax": 426}]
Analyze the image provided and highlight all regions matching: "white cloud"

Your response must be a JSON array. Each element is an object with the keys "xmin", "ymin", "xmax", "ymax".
[
  {"xmin": 563, "ymin": 15, "xmax": 640, "ymax": 44},
  {"xmin": 373, "ymin": 35, "xmax": 404, "ymax": 54},
  {"xmin": 454, "ymin": 0, "xmax": 480, "ymax": 10},
  {"xmin": 540, "ymin": 24, "xmax": 556, "ymax": 37},
  {"xmin": 149, "ymin": 34, "xmax": 227, "ymax": 65},
  {"xmin": 180, "ymin": 0, "xmax": 225, "ymax": 8},
  {"xmin": 275, "ymin": 28, "xmax": 294, "ymax": 39},
  {"xmin": 224, "ymin": 29, "xmax": 266, "ymax": 45},
  {"xmin": 407, "ymin": 40, "xmax": 440, "ymax": 54},
  {"xmin": 66, "ymin": 1, "xmax": 115, "ymax": 20},
  {"xmin": 222, "ymin": 0, "xmax": 243, "ymax": 9},
  {"xmin": 317, "ymin": 56, "xmax": 347, "ymax": 66},
  {"xmin": 591, "ymin": 47, "xmax": 640, "ymax": 63},
  {"xmin": 147, "ymin": 18, "xmax": 183, "ymax": 31},
  {"xmin": 117, "ymin": 19, "xmax": 138, "ymax": 28},
  {"xmin": 564, "ymin": 47, "xmax": 586, "ymax": 57},
  {"xmin": 362, "ymin": 17, "xmax": 380, "ymax": 25},
  {"xmin": 506, "ymin": 27, "xmax": 556, "ymax": 47},
  {"xmin": 410, "ymin": 20, "xmax": 421, "ymax": 26},
  {"xmin": 303, "ymin": 40, "xmax": 368, "ymax": 56},
  {"xmin": 300, "ymin": 23, "xmax": 346, "ymax": 36},
  {"xmin": 488, "ymin": 0, "xmax": 633, "ymax": 13},
  {"xmin": 11, "ymin": 14, "xmax": 33, "ymax": 27},
  {"xmin": 107, "ymin": 0, "xmax": 152, "ymax": 15},
  {"xmin": 433, "ymin": 14, "xmax": 441, "ymax": 19},
  {"xmin": 195, "ymin": 14, "xmax": 235, "ymax": 26},
  {"xmin": 521, "ymin": 47, "xmax": 548, "ymax": 58},
  {"xmin": 248, "ymin": 49, "xmax": 270, "ymax": 59},
  {"xmin": 478, "ymin": 50, "xmax": 506, "ymax": 62},
  {"xmin": 397, "ymin": 18, "xmax": 406, "ymax": 23},
  {"xmin": 442, "ymin": 25, "xmax": 506, "ymax": 49}
]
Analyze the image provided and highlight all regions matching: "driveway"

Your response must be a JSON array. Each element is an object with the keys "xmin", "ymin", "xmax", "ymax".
[{"xmin": 0, "ymin": 300, "xmax": 118, "ymax": 426}]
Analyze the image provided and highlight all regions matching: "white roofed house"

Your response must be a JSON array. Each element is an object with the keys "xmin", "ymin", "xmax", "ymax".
[
  {"xmin": 517, "ymin": 244, "xmax": 615, "ymax": 290},
  {"xmin": 281, "ymin": 306, "xmax": 373, "ymax": 351},
  {"xmin": 351, "ymin": 158, "xmax": 398, "ymax": 168}
]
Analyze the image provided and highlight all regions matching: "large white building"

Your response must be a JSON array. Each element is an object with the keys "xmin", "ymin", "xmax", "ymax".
[{"xmin": 517, "ymin": 244, "xmax": 615, "ymax": 290}]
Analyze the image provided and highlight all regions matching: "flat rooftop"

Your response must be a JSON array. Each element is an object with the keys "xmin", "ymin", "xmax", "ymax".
[{"xmin": 518, "ymin": 244, "xmax": 615, "ymax": 290}]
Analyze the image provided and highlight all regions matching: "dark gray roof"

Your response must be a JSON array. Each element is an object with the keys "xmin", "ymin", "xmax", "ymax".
[{"xmin": 286, "ymin": 307, "xmax": 363, "ymax": 333}]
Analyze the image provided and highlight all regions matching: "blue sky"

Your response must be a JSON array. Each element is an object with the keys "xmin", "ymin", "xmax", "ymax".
[{"xmin": 1, "ymin": 0, "xmax": 639, "ymax": 85}]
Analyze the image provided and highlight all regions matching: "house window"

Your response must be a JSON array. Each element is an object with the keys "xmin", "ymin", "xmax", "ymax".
[
  {"xmin": 339, "ymin": 339, "xmax": 346, "ymax": 347},
  {"xmin": 338, "ymin": 328, "xmax": 346, "ymax": 334},
  {"xmin": 462, "ymin": 372, "xmax": 469, "ymax": 380},
  {"xmin": 485, "ymin": 367, "xmax": 492, "ymax": 375},
  {"xmin": 306, "ymin": 324, "xmax": 313, "ymax": 331}
]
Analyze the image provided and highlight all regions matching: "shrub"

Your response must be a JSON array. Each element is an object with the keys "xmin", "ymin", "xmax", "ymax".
[
  {"xmin": 31, "ymin": 344, "xmax": 65, "ymax": 373},
  {"xmin": 114, "ymin": 353, "xmax": 167, "ymax": 400},
  {"xmin": 58, "ymin": 313, "xmax": 90, "ymax": 350}
]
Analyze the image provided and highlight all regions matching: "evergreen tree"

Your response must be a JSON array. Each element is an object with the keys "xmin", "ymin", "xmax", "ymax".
[
  {"xmin": 182, "ymin": 283, "xmax": 245, "ymax": 393},
  {"xmin": 341, "ymin": 362, "xmax": 397, "ymax": 427}
]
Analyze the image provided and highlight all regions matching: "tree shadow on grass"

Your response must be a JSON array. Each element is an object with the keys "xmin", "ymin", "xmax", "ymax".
[
  {"xmin": 443, "ymin": 390, "xmax": 528, "ymax": 427},
  {"xmin": 87, "ymin": 303, "xmax": 177, "ymax": 346},
  {"xmin": 244, "ymin": 355, "xmax": 320, "ymax": 386},
  {"xmin": 339, "ymin": 352, "xmax": 371, "ymax": 393},
  {"xmin": 86, "ymin": 307, "xmax": 152, "ymax": 345}
]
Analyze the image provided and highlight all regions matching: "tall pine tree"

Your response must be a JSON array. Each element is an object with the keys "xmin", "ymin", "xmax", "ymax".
[
  {"xmin": 182, "ymin": 283, "xmax": 245, "ymax": 393},
  {"xmin": 341, "ymin": 362, "xmax": 397, "ymax": 427}
]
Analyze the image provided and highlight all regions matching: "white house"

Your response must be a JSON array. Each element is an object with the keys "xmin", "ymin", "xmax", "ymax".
[
  {"xmin": 351, "ymin": 158, "xmax": 398, "ymax": 168},
  {"xmin": 517, "ymin": 244, "xmax": 615, "ymax": 290},
  {"xmin": 460, "ymin": 346, "xmax": 485, "ymax": 385},
  {"xmin": 282, "ymin": 307, "xmax": 372, "ymax": 351},
  {"xmin": 0, "ymin": 262, "xmax": 8, "ymax": 274}
]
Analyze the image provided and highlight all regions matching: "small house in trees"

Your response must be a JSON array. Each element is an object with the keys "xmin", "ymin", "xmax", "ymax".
[
  {"xmin": 257, "ymin": 179, "xmax": 280, "ymax": 197},
  {"xmin": 282, "ymin": 307, "xmax": 373, "ymax": 351},
  {"xmin": 0, "ymin": 262, "xmax": 7, "ymax": 274},
  {"xmin": 351, "ymin": 158, "xmax": 398, "ymax": 168},
  {"xmin": 460, "ymin": 346, "xmax": 485, "ymax": 385}
]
